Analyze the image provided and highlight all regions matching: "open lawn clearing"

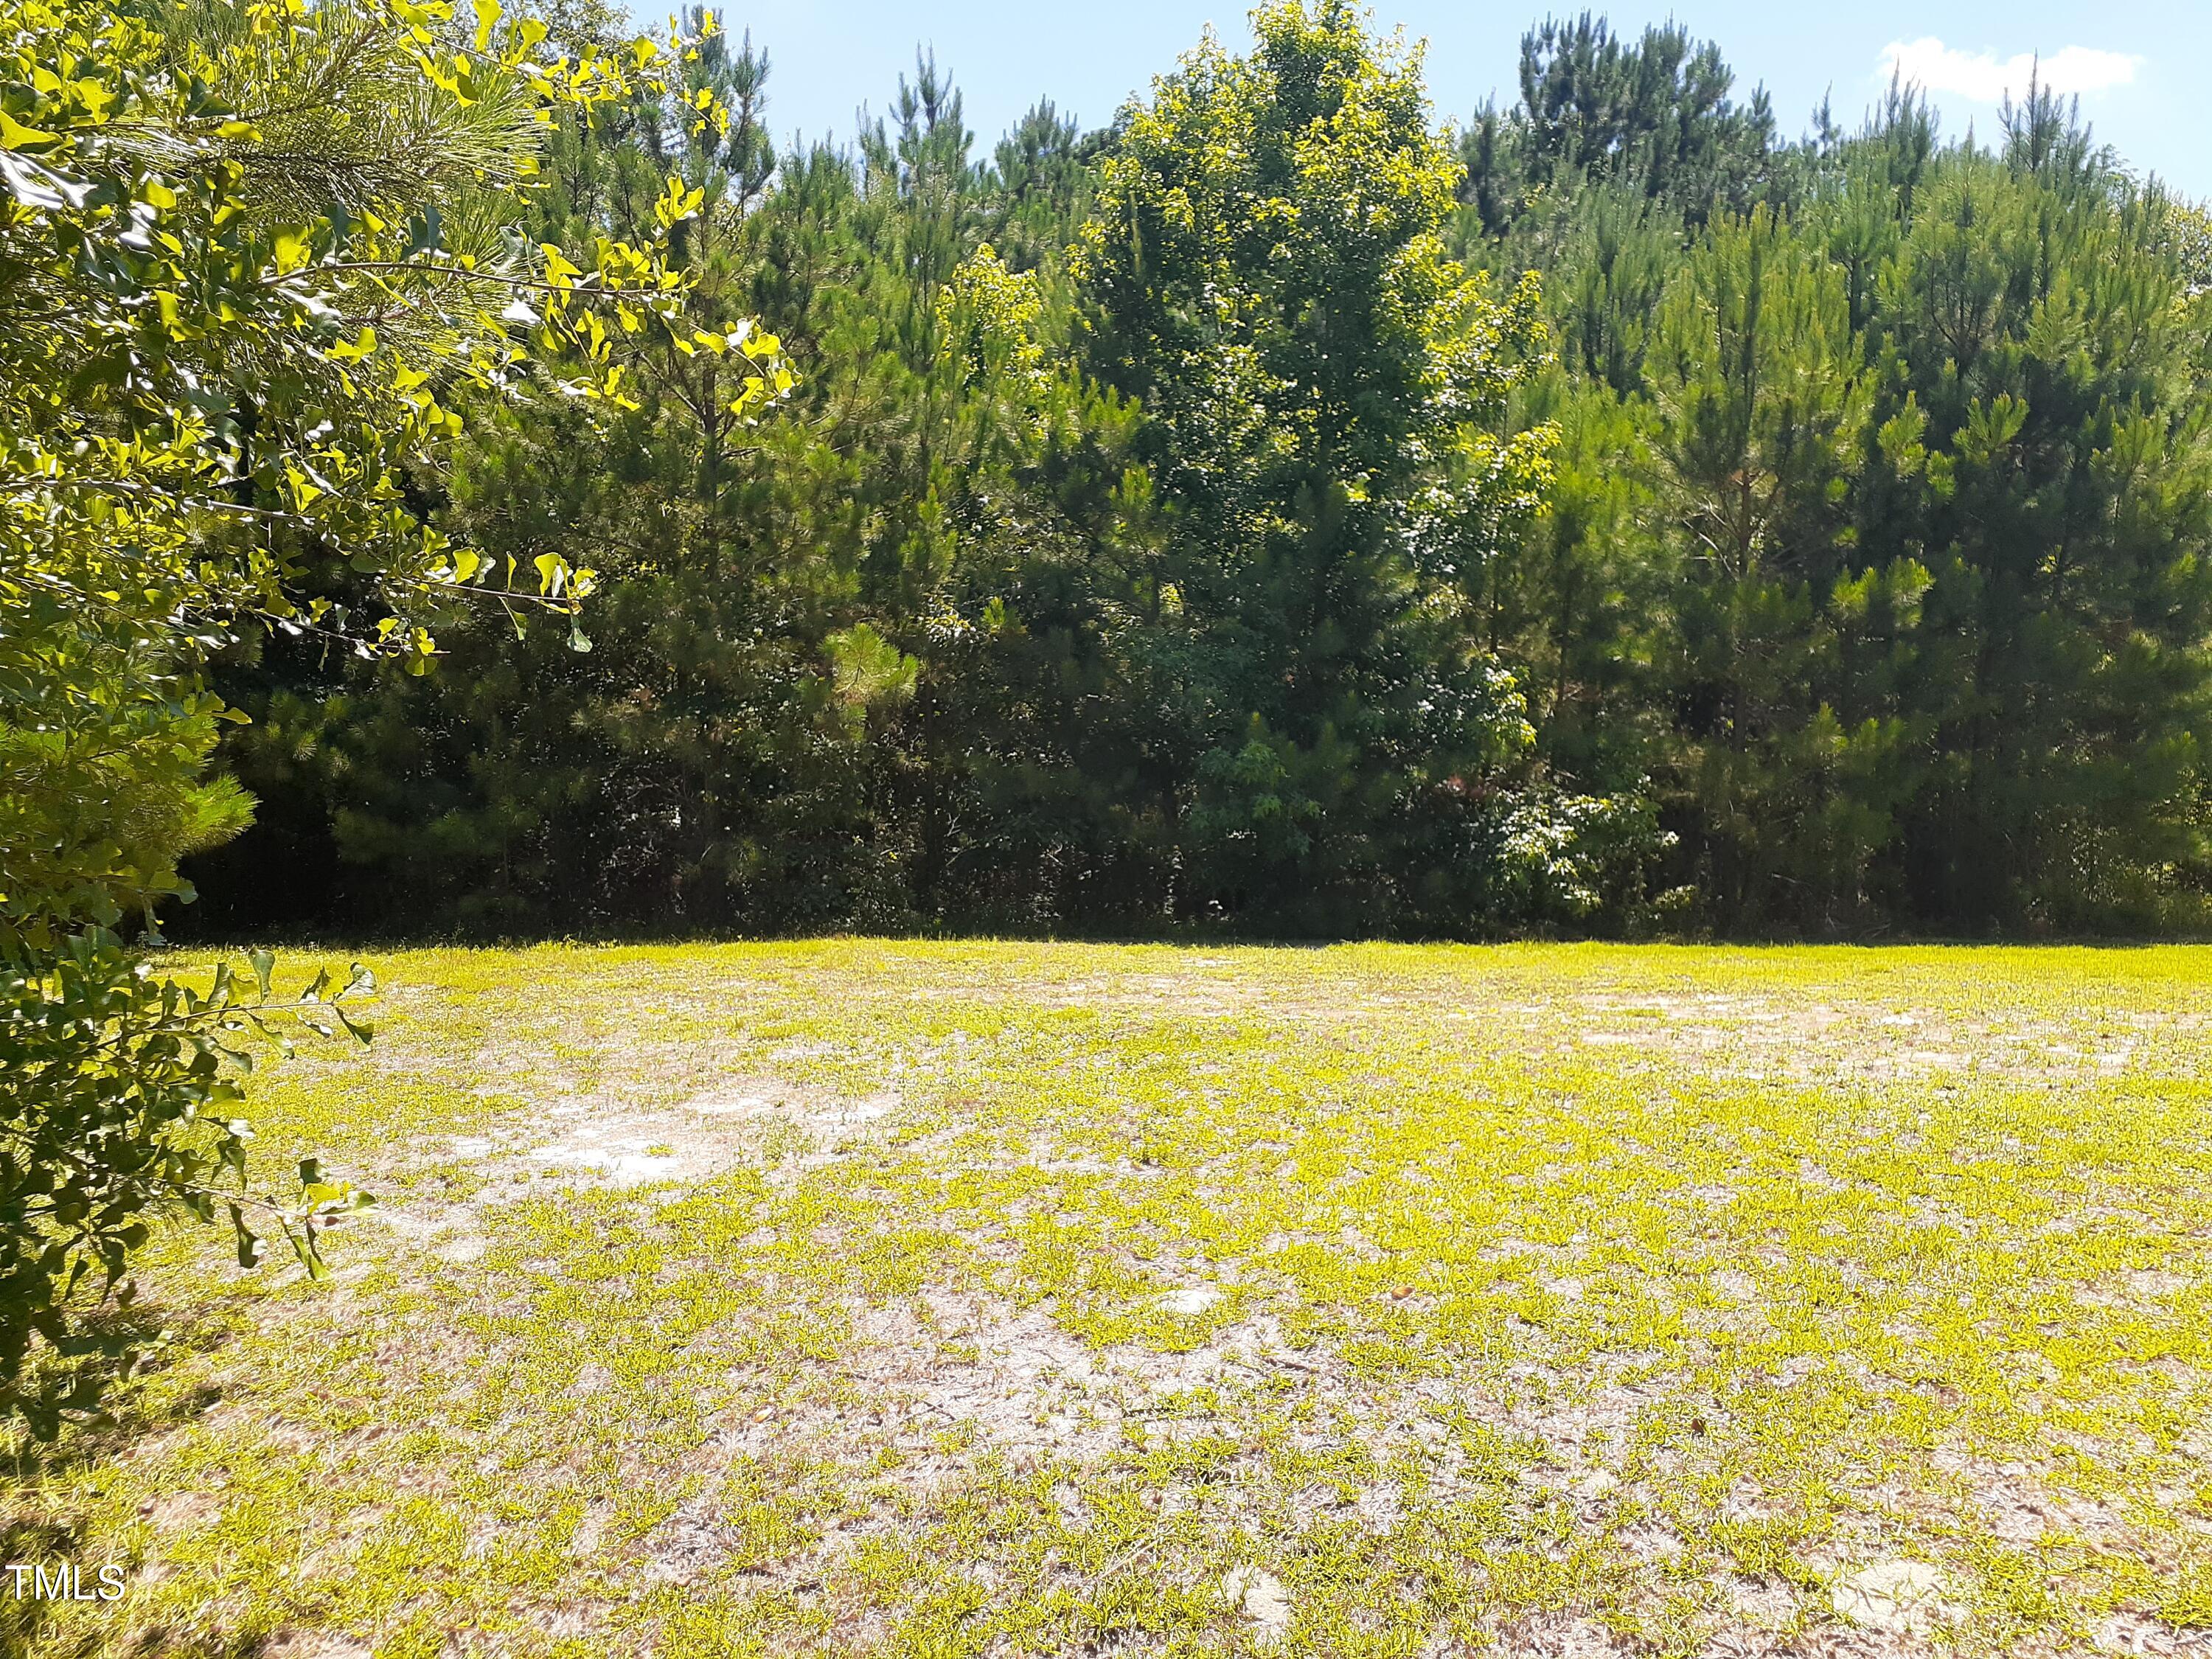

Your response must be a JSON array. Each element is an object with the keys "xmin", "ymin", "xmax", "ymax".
[{"xmin": 7, "ymin": 941, "xmax": 2212, "ymax": 1658}]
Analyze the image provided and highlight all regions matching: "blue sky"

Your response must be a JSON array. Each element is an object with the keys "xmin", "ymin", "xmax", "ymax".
[{"xmin": 681, "ymin": 0, "xmax": 2211, "ymax": 199}]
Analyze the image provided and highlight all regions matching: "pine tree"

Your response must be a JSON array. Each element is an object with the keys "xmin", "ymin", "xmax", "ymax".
[{"xmin": 1460, "ymin": 13, "xmax": 1781, "ymax": 242}]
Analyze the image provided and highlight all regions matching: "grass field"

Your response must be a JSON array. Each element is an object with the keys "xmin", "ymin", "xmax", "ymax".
[{"xmin": 7, "ymin": 942, "xmax": 2212, "ymax": 1658}]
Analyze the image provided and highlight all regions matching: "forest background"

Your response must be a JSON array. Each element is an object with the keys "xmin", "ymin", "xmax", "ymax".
[{"xmin": 178, "ymin": 0, "xmax": 2212, "ymax": 942}]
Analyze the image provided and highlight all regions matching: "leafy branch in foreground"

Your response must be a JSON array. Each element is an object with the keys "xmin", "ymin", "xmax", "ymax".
[
  {"xmin": 0, "ymin": 935, "xmax": 376, "ymax": 1438},
  {"xmin": 0, "ymin": 0, "xmax": 791, "ymax": 1432}
]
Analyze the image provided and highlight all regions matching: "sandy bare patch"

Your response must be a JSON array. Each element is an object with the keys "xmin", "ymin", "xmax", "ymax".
[
  {"xmin": 1831, "ymin": 1559, "xmax": 1952, "ymax": 1633},
  {"xmin": 2098, "ymin": 1613, "xmax": 2212, "ymax": 1655},
  {"xmin": 257, "ymin": 1636, "xmax": 374, "ymax": 1659},
  {"xmin": 503, "ymin": 1082, "xmax": 904, "ymax": 1187}
]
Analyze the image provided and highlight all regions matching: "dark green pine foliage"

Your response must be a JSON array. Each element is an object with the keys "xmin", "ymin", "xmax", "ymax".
[
  {"xmin": 1871, "ymin": 93, "xmax": 2212, "ymax": 928},
  {"xmin": 192, "ymin": 41, "xmax": 1161, "ymax": 934},
  {"xmin": 1460, "ymin": 13, "xmax": 1781, "ymax": 242},
  {"xmin": 1465, "ymin": 77, "xmax": 2212, "ymax": 933},
  {"xmin": 310, "ymin": 27, "xmax": 889, "ymax": 933},
  {"xmin": 981, "ymin": 98, "xmax": 1108, "ymax": 274}
]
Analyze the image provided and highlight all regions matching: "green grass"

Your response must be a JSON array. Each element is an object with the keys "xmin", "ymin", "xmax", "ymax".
[{"xmin": 7, "ymin": 942, "xmax": 2212, "ymax": 1656}]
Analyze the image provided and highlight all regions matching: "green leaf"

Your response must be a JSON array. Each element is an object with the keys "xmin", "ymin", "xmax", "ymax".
[
  {"xmin": 0, "ymin": 109, "xmax": 60, "ymax": 151},
  {"xmin": 229, "ymin": 1206, "xmax": 262, "ymax": 1269}
]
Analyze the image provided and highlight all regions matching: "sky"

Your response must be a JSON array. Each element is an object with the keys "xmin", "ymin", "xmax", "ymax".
[{"xmin": 671, "ymin": 0, "xmax": 2212, "ymax": 200}]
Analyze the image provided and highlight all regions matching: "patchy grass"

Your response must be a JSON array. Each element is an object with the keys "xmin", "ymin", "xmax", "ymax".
[{"xmin": 7, "ymin": 942, "xmax": 2212, "ymax": 1657}]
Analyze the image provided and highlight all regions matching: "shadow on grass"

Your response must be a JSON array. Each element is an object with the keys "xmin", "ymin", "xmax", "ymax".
[{"xmin": 2, "ymin": 1303, "xmax": 235, "ymax": 1658}]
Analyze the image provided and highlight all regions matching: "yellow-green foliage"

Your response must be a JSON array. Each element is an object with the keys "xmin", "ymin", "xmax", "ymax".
[{"xmin": 9, "ymin": 942, "xmax": 2211, "ymax": 1655}]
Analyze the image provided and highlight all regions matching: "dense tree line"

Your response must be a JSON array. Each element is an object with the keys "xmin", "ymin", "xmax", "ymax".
[
  {"xmin": 1458, "ymin": 25, "xmax": 2212, "ymax": 933},
  {"xmin": 181, "ymin": 4, "xmax": 2212, "ymax": 940}
]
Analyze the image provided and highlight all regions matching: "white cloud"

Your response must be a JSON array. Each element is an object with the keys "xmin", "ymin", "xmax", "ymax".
[{"xmin": 1876, "ymin": 38, "xmax": 2143, "ymax": 103}]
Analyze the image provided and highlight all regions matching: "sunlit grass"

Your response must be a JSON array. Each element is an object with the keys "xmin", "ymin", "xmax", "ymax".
[{"xmin": 7, "ymin": 942, "xmax": 2211, "ymax": 1655}]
